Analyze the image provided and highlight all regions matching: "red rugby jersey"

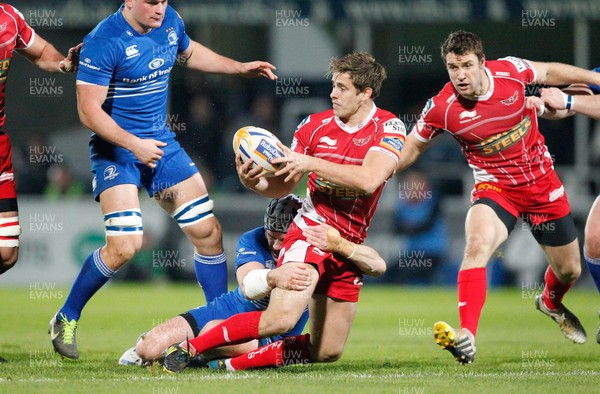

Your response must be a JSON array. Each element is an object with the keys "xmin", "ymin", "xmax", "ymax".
[
  {"xmin": 415, "ymin": 57, "xmax": 554, "ymax": 187},
  {"xmin": 291, "ymin": 104, "xmax": 406, "ymax": 243}
]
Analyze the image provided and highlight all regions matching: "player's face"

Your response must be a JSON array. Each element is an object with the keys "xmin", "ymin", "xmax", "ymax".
[
  {"xmin": 330, "ymin": 72, "xmax": 367, "ymax": 123},
  {"xmin": 265, "ymin": 230, "xmax": 287, "ymax": 260},
  {"xmin": 445, "ymin": 52, "xmax": 487, "ymax": 99},
  {"xmin": 125, "ymin": 0, "xmax": 167, "ymax": 32}
]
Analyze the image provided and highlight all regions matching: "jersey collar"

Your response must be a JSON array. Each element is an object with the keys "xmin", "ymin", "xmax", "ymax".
[{"xmin": 334, "ymin": 102, "xmax": 377, "ymax": 133}]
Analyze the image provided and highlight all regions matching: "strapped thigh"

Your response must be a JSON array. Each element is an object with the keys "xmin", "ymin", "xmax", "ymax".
[
  {"xmin": 171, "ymin": 194, "xmax": 214, "ymax": 228},
  {"xmin": 104, "ymin": 209, "xmax": 143, "ymax": 236},
  {"xmin": 0, "ymin": 216, "xmax": 20, "ymax": 247}
]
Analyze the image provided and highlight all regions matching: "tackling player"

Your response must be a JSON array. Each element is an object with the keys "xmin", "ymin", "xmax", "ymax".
[
  {"xmin": 162, "ymin": 51, "xmax": 404, "ymax": 372},
  {"xmin": 537, "ymin": 72, "xmax": 600, "ymax": 344},
  {"xmin": 122, "ymin": 195, "xmax": 386, "ymax": 366},
  {"xmin": 397, "ymin": 31, "xmax": 600, "ymax": 364},
  {"xmin": 120, "ymin": 195, "xmax": 310, "ymax": 365},
  {"xmin": 0, "ymin": 2, "xmax": 79, "ymax": 362},
  {"xmin": 49, "ymin": 0, "xmax": 277, "ymax": 361}
]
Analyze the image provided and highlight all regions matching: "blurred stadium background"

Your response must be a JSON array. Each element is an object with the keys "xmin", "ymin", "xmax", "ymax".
[{"xmin": 3, "ymin": 0, "xmax": 600, "ymax": 290}]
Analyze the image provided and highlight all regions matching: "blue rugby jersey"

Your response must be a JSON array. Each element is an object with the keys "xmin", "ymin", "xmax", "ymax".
[{"xmin": 77, "ymin": 4, "xmax": 190, "ymax": 160}]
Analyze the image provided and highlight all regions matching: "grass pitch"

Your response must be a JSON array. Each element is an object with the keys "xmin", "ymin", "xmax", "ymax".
[{"xmin": 0, "ymin": 283, "xmax": 599, "ymax": 393}]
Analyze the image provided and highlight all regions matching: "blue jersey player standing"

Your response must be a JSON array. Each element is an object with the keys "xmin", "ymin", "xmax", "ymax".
[{"xmin": 49, "ymin": 0, "xmax": 277, "ymax": 361}]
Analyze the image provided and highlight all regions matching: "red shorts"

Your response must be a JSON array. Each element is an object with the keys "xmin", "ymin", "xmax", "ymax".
[
  {"xmin": 278, "ymin": 221, "xmax": 363, "ymax": 303},
  {"xmin": 471, "ymin": 171, "xmax": 570, "ymax": 225},
  {"xmin": 0, "ymin": 133, "xmax": 16, "ymax": 200}
]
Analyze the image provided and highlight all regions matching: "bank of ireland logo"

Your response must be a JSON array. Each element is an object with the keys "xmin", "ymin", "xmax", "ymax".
[
  {"xmin": 103, "ymin": 165, "xmax": 119, "ymax": 181},
  {"xmin": 149, "ymin": 58, "xmax": 165, "ymax": 70}
]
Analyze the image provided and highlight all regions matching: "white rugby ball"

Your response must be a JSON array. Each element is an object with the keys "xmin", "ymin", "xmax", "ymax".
[{"xmin": 232, "ymin": 126, "xmax": 285, "ymax": 174}]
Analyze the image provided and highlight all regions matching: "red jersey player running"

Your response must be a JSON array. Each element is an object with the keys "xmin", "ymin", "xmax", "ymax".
[
  {"xmin": 398, "ymin": 30, "xmax": 600, "ymax": 364},
  {"xmin": 0, "ymin": 2, "xmax": 79, "ymax": 362},
  {"xmin": 163, "ymin": 52, "xmax": 405, "ymax": 372}
]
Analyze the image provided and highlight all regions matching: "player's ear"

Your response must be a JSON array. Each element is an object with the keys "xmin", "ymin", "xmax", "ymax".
[
  {"xmin": 479, "ymin": 54, "xmax": 486, "ymax": 66},
  {"xmin": 362, "ymin": 87, "xmax": 373, "ymax": 100}
]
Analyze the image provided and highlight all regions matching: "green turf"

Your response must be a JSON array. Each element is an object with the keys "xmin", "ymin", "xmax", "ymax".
[{"xmin": 0, "ymin": 284, "xmax": 599, "ymax": 393}]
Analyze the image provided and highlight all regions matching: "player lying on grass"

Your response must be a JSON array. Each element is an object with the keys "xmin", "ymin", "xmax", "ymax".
[{"xmin": 120, "ymin": 195, "xmax": 385, "ymax": 366}]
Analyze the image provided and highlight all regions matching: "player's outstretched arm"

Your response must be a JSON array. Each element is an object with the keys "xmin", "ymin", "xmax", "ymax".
[
  {"xmin": 19, "ymin": 34, "xmax": 81, "ymax": 73},
  {"xmin": 179, "ymin": 40, "xmax": 277, "ymax": 80},
  {"xmin": 540, "ymin": 87, "xmax": 600, "ymax": 121},
  {"xmin": 530, "ymin": 61, "xmax": 600, "ymax": 87},
  {"xmin": 303, "ymin": 224, "xmax": 386, "ymax": 276}
]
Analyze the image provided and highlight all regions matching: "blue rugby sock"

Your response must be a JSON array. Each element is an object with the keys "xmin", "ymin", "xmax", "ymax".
[
  {"xmin": 584, "ymin": 250, "xmax": 600, "ymax": 293},
  {"xmin": 194, "ymin": 252, "xmax": 227, "ymax": 302},
  {"xmin": 58, "ymin": 248, "xmax": 114, "ymax": 321}
]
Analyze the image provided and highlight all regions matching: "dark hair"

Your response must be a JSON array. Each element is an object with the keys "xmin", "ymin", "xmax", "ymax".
[
  {"xmin": 327, "ymin": 52, "xmax": 387, "ymax": 99},
  {"xmin": 440, "ymin": 31, "xmax": 484, "ymax": 63}
]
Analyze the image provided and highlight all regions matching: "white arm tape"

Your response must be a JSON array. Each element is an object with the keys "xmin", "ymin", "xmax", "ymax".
[{"xmin": 242, "ymin": 269, "xmax": 272, "ymax": 300}]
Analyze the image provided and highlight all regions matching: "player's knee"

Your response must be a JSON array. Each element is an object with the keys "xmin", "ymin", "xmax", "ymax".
[
  {"xmin": 260, "ymin": 312, "xmax": 299, "ymax": 336},
  {"xmin": 584, "ymin": 233, "xmax": 600, "ymax": 259},
  {"xmin": 553, "ymin": 261, "xmax": 581, "ymax": 282},
  {"xmin": 464, "ymin": 233, "xmax": 495, "ymax": 260},
  {"xmin": 0, "ymin": 247, "xmax": 18, "ymax": 274},
  {"xmin": 135, "ymin": 333, "xmax": 161, "ymax": 361},
  {"xmin": 106, "ymin": 237, "xmax": 143, "ymax": 265}
]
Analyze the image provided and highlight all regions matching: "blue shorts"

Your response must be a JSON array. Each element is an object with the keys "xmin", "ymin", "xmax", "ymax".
[
  {"xmin": 90, "ymin": 137, "xmax": 199, "ymax": 201},
  {"xmin": 180, "ymin": 289, "xmax": 283, "ymax": 346}
]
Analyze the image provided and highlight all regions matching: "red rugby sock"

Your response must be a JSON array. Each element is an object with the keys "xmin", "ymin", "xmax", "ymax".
[
  {"xmin": 457, "ymin": 267, "xmax": 487, "ymax": 336},
  {"xmin": 187, "ymin": 311, "xmax": 262, "ymax": 355},
  {"xmin": 542, "ymin": 266, "xmax": 573, "ymax": 310},
  {"xmin": 229, "ymin": 334, "xmax": 311, "ymax": 371}
]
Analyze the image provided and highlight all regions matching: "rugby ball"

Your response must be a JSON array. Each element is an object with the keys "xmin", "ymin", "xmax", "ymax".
[{"xmin": 232, "ymin": 126, "xmax": 285, "ymax": 174}]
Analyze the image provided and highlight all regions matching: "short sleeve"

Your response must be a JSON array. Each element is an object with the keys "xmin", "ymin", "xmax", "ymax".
[
  {"xmin": 368, "ymin": 117, "xmax": 406, "ymax": 162},
  {"xmin": 497, "ymin": 56, "xmax": 536, "ymax": 85},
  {"xmin": 413, "ymin": 98, "xmax": 444, "ymax": 143},
  {"xmin": 290, "ymin": 115, "xmax": 312, "ymax": 154},
  {"xmin": 235, "ymin": 230, "xmax": 265, "ymax": 269},
  {"xmin": 7, "ymin": 5, "xmax": 34, "ymax": 49},
  {"xmin": 76, "ymin": 36, "xmax": 116, "ymax": 87}
]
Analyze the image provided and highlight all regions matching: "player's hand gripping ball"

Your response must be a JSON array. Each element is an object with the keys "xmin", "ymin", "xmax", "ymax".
[{"xmin": 232, "ymin": 126, "xmax": 285, "ymax": 175}]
